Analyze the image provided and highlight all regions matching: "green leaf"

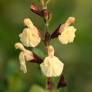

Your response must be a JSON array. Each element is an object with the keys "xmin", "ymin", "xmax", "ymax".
[{"xmin": 32, "ymin": 48, "xmax": 47, "ymax": 58}]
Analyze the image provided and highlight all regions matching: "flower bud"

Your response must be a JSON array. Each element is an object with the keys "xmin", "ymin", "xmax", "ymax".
[
  {"xmin": 57, "ymin": 75, "xmax": 67, "ymax": 88},
  {"xmin": 42, "ymin": 9, "xmax": 49, "ymax": 22},
  {"xmin": 31, "ymin": 3, "xmax": 43, "ymax": 16},
  {"xmin": 50, "ymin": 24, "xmax": 61, "ymax": 39}
]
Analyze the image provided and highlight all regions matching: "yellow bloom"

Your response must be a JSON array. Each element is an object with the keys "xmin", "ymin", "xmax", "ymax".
[
  {"xmin": 19, "ymin": 18, "xmax": 41, "ymax": 47},
  {"xmin": 40, "ymin": 45, "xmax": 64, "ymax": 77},
  {"xmin": 58, "ymin": 17, "xmax": 77, "ymax": 44},
  {"xmin": 58, "ymin": 26, "xmax": 76, "ymax": 44},
  {"xmin": 15, "ymin": 42, "xmax": 34, "ymax": 73}
]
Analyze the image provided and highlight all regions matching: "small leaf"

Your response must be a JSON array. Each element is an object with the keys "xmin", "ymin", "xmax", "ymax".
[{"xmin": 32, "ymin": 48, "xmax": 46, "ymax": 58}]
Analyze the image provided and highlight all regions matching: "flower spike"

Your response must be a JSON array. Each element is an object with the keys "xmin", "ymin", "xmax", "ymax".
[{"xmin": 14, "ymin": 0, "xmax": 78, "ymax": 90}]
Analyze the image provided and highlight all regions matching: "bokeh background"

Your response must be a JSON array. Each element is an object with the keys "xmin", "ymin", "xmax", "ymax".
[{"xmin": 0, "ymin": 0, "xmax": 92, "ymax": 92}]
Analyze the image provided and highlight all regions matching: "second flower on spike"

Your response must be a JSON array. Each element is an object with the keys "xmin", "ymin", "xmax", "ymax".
[{"xmin": 19, "ymin": 18, "xmax": 41, "ymax": 47}]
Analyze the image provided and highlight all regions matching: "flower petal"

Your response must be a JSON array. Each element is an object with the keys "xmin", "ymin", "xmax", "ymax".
[
  {"xmin": 19, "ymin": 52, "xmax": 27, "ymax": 73},
  {"xmin": 40, "ymin": 56, "xmax": 64, "ymax": 77},
  {"xmin": 19, "ymin": 27, "xmax": 41, "ymax": 47}
]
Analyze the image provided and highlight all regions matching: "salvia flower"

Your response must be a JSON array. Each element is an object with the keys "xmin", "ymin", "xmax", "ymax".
[
  {"xmin": 15, "ymin": 42, "xmax": 34, "ymax": 73},
  {"xmin": 15, "ymin": 0, "xmax": 78, "ymax": 90},
  {"xmin": 40, "ymin": 45, "xmax": 64, "ymax": 77},
  {"xmin": 58, "ymin": 17, "xmax": 77, "ymax": 44},
  {"xmin": 19, "ymin": 18, "xmax": 41, "ymax": 47}
]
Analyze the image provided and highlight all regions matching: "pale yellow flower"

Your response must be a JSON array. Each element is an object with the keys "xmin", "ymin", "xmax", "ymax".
[
  {"xmin": 40, "ymin": 45, "xmax": 64, "ymax": 77},
  {"xmin": 19, "ymin": 18, "xmax": 41, "ymax": 47},
  {"xmin": 58, "ymin": 26, "xmax": 76, "ymax": 44},
  {"xmin": 15, "ymin": 42, "xmax": 34, "ymax": 73},
  {"xmin": 58, "ymin": 17, "xmax": 77, "ymax": 44}
]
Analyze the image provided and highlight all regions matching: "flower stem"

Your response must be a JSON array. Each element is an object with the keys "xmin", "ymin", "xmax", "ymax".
[
  {"xmin": 40, "ymin": 0, "xmax": 45, "ymax": 8},
  {"xmin": 47, "ymin": 77, "xmax": 54, "ymax": 92},
  {"xmin": 40, "ymin": 0, "xmax": 50, "ymax": 46},
  {"xmin": 40, "ymin": 1, "xmax": 56, "ymax": 91}
]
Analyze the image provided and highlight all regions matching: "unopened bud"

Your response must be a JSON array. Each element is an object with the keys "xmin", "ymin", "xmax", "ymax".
[
  {"xmin": 57, "ymin": 75, "xmax": 67, "ymax": 88},
  {"xmin": 50, "ymin": 24, "xmax": 61, "ymax": 39},
  {"xmin": 42, "ymin": 9, "xmax": 50, "ymax": 22},
  {"xmin": 31, "ymin": 3, "xmax": 43, "ymax": 16}
]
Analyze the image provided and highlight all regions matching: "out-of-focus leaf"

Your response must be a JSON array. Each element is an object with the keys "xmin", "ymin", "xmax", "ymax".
[
  {"xmin": 5, "ymin": 59, "xmax": 18, "ymax": 77},
  {"xmin": 59, "ymin": 87, "xmax": 67, "ymax": 92},
  {"xmin": 29, "ymin": 85, "xmax": 48, "ymax": 92}
]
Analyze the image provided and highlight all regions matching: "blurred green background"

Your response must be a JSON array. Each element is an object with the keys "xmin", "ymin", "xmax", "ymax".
[{"xmin": 0, "ymin": 0, "xmax": 92, "ymax": 92}]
